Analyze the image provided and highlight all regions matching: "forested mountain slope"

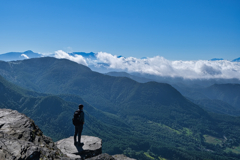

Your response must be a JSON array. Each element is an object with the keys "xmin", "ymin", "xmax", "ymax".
[
  {"xmin": 0, "ymin": 58, "xmax": 212, "ymax": 130},
  {"xmin": 0, "ymin": 75, "xmax": 139, "ymax": 155},
  {"xmin": 0, "ymin": 58, "xmax": 208, "ymax": 115}
]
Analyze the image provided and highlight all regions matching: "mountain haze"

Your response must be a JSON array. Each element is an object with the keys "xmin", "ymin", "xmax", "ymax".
[
  {"xmin": 204, "ymin": 84, "xmax": 240, "ymax": 109},
  {"xmin": 107, "ymin": 71, "xmax": 240, "ymax": 117},
  {"xmin": 0, "ymin": 50, "xmax": 41, "ymax": 61}
]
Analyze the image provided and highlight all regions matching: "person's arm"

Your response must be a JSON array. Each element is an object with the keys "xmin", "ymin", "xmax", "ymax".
[{"xmin": 83, "ymin": 112, "xmax": 84, "ymax": 124}]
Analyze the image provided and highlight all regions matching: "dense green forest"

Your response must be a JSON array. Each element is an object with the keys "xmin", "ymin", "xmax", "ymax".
[{"xmin": 1, "ymin": 58, "xmax": 240, "ymax": 160}]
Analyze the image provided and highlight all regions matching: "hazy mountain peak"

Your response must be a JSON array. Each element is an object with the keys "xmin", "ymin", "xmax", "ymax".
[
  {"xmin": 23, "ymin": 50, "xmax": 34, "ymax": 53},
  {"xmin": 232, "ymin": 57, "xmax": 240, "ymax": 62},
  {"xmin": 117, "ymin": 55, "xmax": 124, "ymax": 58},
  {"xmin": 0, "ymin": 50, "xmax": 41, "ymax": 61},
  {"xmin": 70, "ymin": 52, "xmax": 96, "ymax": 58},
  {"xmin": 210, "ymin": 58, "xmax": 224, "ymax": 61}
]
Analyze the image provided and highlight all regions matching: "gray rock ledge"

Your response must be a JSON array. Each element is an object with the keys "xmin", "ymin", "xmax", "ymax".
[
  {"xmin": 56, "ymin": 136, "xmax": 102, "ymax": 159},
  {"xmin": 0, "ymin": 109, "xmax": 135, "ymax": 160},
  {"xmin": 0, "ymin": 108, "xmax": 69, "ymax": 160}
]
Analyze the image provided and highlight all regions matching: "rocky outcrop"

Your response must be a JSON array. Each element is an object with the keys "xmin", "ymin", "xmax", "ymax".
[
  {"xmin": 0, "ymin": 109, "xmax": 136, "ymax": 160},
  {"xmin": 56, "ymin": 136, "xmax": 136, "ymax": 160},
  {"xmin": 56, "ymin": 136, "xmax": 102, "ymax": 159},
  {"xmin": 0, "ymin": 109, "xmax": 68, "ymax": 160}
]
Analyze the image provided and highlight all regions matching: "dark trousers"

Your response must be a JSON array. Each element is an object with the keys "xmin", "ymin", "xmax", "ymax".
[{"xmin": 74, "ymin": 125, "xmax": 83, "ymax": 143}]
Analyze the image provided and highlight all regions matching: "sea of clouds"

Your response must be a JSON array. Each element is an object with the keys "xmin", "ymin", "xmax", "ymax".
[{"xmin": 54, "ymin": 50, "xmax": 240, "ymax": 80}]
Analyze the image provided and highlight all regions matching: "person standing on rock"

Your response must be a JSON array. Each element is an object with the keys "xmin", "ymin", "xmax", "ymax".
[{"xmin": 73, "ymin": 104, "xmax": 85, "ymax": 145}]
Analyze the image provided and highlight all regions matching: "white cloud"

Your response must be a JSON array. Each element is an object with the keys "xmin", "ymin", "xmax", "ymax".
[
  {"xmin": 21, "ymin": 54, "xmax": 29, "ymax": 59},
  {"xmin": 51, "ymin": 50, "xmax": 240, "ymax": 80},
  {"xmin": 54, "ymin": 50, "xmax": 88, "ymax": 66},
  {"xmin": 93, "ymin": 52, "xmax": 240, "ymax": 80}
]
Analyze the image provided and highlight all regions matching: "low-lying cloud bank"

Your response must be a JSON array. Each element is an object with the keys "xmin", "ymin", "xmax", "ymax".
[{"xmin": 53, "ymin": 50, "xmax": 240, "ymax": 80}]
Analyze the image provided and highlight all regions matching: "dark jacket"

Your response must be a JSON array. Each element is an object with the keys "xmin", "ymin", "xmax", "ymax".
[{"xmin": 78, "ymin": 109, "xmax": 84, "ymax": 124}]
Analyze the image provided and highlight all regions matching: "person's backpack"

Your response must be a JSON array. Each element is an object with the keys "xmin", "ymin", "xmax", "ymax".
[{"xmin": 72, "ymin": 110, "xmax": 82, "ymax": 126}]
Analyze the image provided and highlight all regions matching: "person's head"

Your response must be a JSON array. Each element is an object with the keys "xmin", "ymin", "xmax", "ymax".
[{"xmin": 79, "ymin": 104, "xmax": 84, "ymax": 110}]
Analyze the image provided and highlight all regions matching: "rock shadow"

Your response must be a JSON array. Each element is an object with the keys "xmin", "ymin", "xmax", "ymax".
[
  {"xmin": 74, "ymin": 143, "xmax": 84, "ymax": 151},
  {"xmin": 73, "ymin": 143, "xmax": 100, "ymax": 159},
  {"xmin": 73, "ymin": 143, "xmax": 85, "ymax": 159}
]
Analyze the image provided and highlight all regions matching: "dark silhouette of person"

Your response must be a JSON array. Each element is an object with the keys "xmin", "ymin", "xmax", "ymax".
[{"xmin": 74, "ymin": 104, "xmax": 85, "ymax": 145}]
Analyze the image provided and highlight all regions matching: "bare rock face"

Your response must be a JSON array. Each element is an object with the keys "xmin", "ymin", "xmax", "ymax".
[
  {"xmin": 0, "ymin": 109, "xmax": 69, "ymax": 160},
  {"xmin": 0, "ymin": 109, "xmax": 135, "ymax": 160},
  {"xmin": 56, "ymin": 136, "xmax": 102, "ymax": 159}
]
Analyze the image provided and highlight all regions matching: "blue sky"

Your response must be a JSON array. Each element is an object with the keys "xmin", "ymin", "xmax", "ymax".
[{"xmin": 0, "ymin": 0, "xmax": 239, "ymax": 60}]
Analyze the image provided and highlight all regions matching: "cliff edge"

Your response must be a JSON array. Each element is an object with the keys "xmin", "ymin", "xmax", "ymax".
[
  {"xmin": 0, "ymin": 109, "xmax": 135, "ymax": 160},
  {"xmin": 56, "ymin": 136, "xmax": 102, "ymax": 159},
  {"xmin": 0, "ymin": 109, "xmax": 68, "ymax": 160}
]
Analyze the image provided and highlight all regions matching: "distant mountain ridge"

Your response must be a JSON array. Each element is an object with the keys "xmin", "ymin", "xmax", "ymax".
[
  {"xmin": 2, "ymin": 50, "xmax": 240, "ymax": 61},
  {"xmin": 0, "ymin": 50, "xmax": 41, "ymax": 61},
  {"xmin": 232, "ymin": 57, "xmax": 240, "ymax": 62},
  {"xmin": 69, "ymin": 52, "xmax": 96, "ymax": 59},
  {"xmin": 204, "ymin": 83, "xmax": 240, "ymax": 109},
  {"xmin": 210, "ymin": 58, "xmax": 224, "ymax": 61},
  {"xmin": 106, "ymin": 71, "xmax": 240, "ymax": 116},
  {"xmin": 1, "ymin": 50, "xmax": 240, "ymax": 71}
]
